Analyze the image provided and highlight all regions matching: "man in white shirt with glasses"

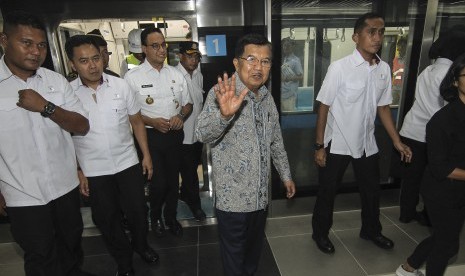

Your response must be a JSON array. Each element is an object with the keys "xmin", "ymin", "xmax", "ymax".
[{"xmin": 125, "ymin": 27, "xmax": 192, "ymax": 238}]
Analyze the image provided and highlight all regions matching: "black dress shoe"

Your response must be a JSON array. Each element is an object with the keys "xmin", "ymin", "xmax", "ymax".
[
  {"xmin": 360, "ymin": 233, "xmax": 394, "ymax": 249},
  {"xmin": 152, "ymin": 219, "xmax": 165, "ymax": 237},
  {"xmin": 312, "ymin": 234, "xmax": 335, "ymax": 254},
  {"xmin": 165, "ymin": 219, "xmax": 183, "ymax": 237},
  {"xmin": 192, "ymin": 208, "xmax": 207, "ymax": 221},
  {"xmin": 137, "ymin": 247, "xmax": 159, "ymax": 264}
]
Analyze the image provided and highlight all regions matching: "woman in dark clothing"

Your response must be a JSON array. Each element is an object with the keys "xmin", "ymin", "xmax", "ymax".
[{"xmin": 396, "ymin": 53, "xmax": 465, "ymax": 276}]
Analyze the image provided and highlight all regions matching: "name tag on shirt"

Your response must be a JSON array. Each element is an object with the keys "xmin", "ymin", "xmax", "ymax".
[{"xmin": 139, "ymin": 84, "xmax": 155, "ymax": 96}]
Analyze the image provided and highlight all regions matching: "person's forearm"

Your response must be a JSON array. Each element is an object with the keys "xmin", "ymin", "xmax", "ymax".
[
  {"xmin": 181, "ymin": 103, "xmax": 193, "ymax": 118},
  {"xmin": 49, "ymin": 107, "xmax": 89, "ymax": 135},
  {"xmin": 315, "ymin": 103, "xmax": 329, "ymax": 144},
  {"xmin": 448, "ymin": 168, "xmax": 465, "ymax": 181},
  {"xmin": 377, "ymin": 105, "xmax": 401, "ymax": 144},
  {"xmin": 131, "ymin": 115, "xmax": 151, "ymax": 158}
]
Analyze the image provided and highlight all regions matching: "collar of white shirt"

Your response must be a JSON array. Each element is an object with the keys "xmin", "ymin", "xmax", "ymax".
[
  {"xmin": 350, "ymin": 49, "xmax": 382, "ymax": 67},
  {"xmin": 0, "ymin": 56, "xmax": 43, "ymax": 81},
  {"xmin": 141, "ymin": 59, "xmax": 169, "ymax": 73},
  {"xmin": 75, "ymin": 73, "xmax": 110, "ymax": 89},
  {"xmin": 176, "ymin": 62, "xmax": 200, "ymax": 79}
]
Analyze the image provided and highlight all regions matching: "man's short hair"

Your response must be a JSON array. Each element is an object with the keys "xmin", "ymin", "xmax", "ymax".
[
  {"xmin": 234, "ymin": 33, "xmax": 272, "ymax": 58},
  {"xmin": 3, "ymin": 10, "xmax": 46, "ymax": 35},
  {"xmin": 65, "ymin": 35, "xmax": 100, "ymax": 60},
  {"xmin": 87, "ymin": 29, "xmax": 107, "ymax": 47},
  {"xmin": 140, "ymin": 27, "xmax": 163, "ymax": 46},
  {"xmin": 428, "ymin": 29, "xmax": 465, "ymax": 61},
  {"xmin": 353, "ymin": 12, "xmax": 384, "ymax": 33}
]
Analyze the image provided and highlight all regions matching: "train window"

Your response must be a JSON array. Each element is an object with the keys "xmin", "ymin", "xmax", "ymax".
[
  {"xmin": 383, "ymin": 28, "xmax": 409, "ymax": 107},
  {"xmin": 435, "ymin": 1, "xmax": 465, "ymax": 39},
  {"xmin": 280, "ymin": 27, "xmax": 315, "ymax": 113}
]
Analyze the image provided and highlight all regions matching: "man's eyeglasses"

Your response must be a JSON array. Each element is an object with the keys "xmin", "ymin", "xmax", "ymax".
[
  {"xmin": 239, "ymin": 56, "xmax": 272, "ymax": 68},
  {"xmin": 148, "ymin": 42, "xmax": 167, "ymax": 51}
]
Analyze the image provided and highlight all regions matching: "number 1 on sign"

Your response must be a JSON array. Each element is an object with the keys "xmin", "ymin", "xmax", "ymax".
[{"xmin": 212, "ymin": 38, "xmax": 219, "ymax": 54}]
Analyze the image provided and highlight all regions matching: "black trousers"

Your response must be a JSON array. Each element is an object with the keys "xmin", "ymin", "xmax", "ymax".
[
  {"xmin": 87, "ymin": 163, "xmax": 148, "ymax": 273},
  {"xmin": 7, "ymin": 187, "xmax": 84, "ymax": 276},
  {"xmin": 216, "ymin": 208, "xmax": 267, "ymax": 276},
  {"xmin": 146, "ymin": 128, "xmax": 183, "ymax": 222},
  {"xmin": 180, "ymin": 142, "xmax": 203, "ymax": 209},
  {"xmin": 312, "ymin": 147, "xmax": 382, "ymax": 238},
  {"xmin": 399, "ymin": 136, "xmax": 427, "ymax": 220},
  {"xmin": 407, "ymin": 197, "xmax": 465, "ymax": 276}
]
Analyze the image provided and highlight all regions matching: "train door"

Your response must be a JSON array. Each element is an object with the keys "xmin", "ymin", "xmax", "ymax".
[
  {"xmin": 55, "ymin": 17, "xmax": 214, "ymax": 223},
  {"xmin": 269, "ymin": 0, "xmax": 422, "ymax": 214}
]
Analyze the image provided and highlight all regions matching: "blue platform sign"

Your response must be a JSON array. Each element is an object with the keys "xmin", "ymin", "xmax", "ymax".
[{"xmin": 206, "ymin": 35, "xmax": 227, "ymax": 56}]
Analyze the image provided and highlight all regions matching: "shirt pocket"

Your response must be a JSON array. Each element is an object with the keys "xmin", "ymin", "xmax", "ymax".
[
  {"xmin": 170, "ymin": 83, "xmax": 184, "ymax": 100},
  {"xmin": 105, "ymin": 98, "xmax": 126, "ymax": 126},
  {"xmin": 376, "ymin": 74, "xmax": 389, "ymax": 91},
  {"xmin": 0, "ymin": 97, "xmax": 23, "ymax": 131},
  {"xmin": 344, "ymin": 82, "xmax": 365, "ymax": 103}
]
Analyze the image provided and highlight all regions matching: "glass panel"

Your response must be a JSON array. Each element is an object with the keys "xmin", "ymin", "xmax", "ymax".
[
  {"xmin": 280, "ymin": 27, "xmax": 315, "ymax": 113},
  {"xmin": 436, "ymin": 1, "xmax": 465, "ymax": 39},
  {"xmin": 383, "ymin": 28, "xmax": 409, "ymax": 107},
  {"xmin": 271, "ymin": 0, "xmax": 421, "ymax": 198}
]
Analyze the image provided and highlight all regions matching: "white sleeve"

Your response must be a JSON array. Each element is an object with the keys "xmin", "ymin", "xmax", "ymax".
[
  {"xmin": 181, "ymin": 77, "xmax": 192, "ymax": 106},
  {"xmin": 316, "ymin": 62, "xmax": 341, "ymax": 106}
]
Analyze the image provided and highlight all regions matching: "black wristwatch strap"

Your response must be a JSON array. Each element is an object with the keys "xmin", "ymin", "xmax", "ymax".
[{"xmin": 40, "ymin": 101, "xmax": 56, "ymax": 117}]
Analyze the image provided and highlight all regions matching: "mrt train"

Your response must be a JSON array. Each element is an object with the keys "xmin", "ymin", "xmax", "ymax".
[{"xmin": 1, "ymin": 0, "xmax": 465, "ymax": 276}]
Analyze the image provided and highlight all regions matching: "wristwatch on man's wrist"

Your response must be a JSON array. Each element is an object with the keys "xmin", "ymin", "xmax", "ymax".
[
  {"xmin": 40, "ymin": 101, "xmax": 56, "ymax": 117},
  {"xmin": 314, "ymin": 143, "xmax": 324, "ymax": 151},
  {"xmin": 177, "ymin": 111, "xmax": 185, "ymax": 120}
]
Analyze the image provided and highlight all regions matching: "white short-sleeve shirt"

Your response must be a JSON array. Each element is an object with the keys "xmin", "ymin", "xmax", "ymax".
[
  {"xmin": 0, "ymin": 57, "xmax": 87, "ymax": 207},
  {"xmin": 124, "ymin": 61, "xmax": 192, "ymax": 124},
  {"xmin": 316, "ymin": 49, "xmax": 392, "ymax": 158},
  {"xmin": 399, "ymin": 58, "xmax": 451, "ymax": 142},
  {"xmin": 176, "ymin": 63, "xmax": 204, "ymax": 144},
  {"xmin": 71, "ymin": 73, "xmax": 140, "ymax": 177}
]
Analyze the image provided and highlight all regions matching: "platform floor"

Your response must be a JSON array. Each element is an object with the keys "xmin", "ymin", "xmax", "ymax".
[{"xmin": 1, "ymin": 203, "xmax": 465, "ymax": 276}]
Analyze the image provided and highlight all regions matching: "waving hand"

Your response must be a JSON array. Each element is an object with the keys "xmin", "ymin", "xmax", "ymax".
[{"xmin": 214, "ymin": 73, "xmax": 248, "ymax": 119}]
